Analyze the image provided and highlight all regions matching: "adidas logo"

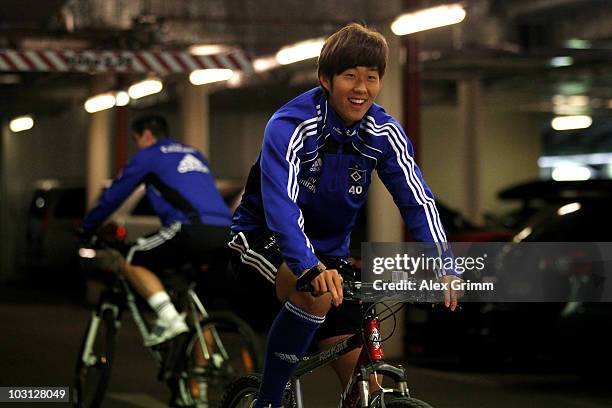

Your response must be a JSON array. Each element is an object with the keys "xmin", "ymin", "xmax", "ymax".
[
  {"xmin": 309, "ymin": 158, "xmax": 322, "ymax": 173},
  {"xmin": 177, "ymin": 154, "xmax": 209, "ymax": 174}
]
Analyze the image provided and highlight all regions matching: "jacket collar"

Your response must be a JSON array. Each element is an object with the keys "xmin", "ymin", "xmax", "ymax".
[{"xmin": 320, "ymin": 94, "xmax": 366, "ymax": 143}]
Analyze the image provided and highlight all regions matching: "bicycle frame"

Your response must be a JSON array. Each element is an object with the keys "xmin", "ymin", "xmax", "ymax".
[
  {"xmin": 289, "ymin": 304, "xmax": 410, "ymax": 408},
  {"xmin": 81, "ymin": 272, "xmax": 229, "ymax": 376},
  {"xmin": 81, "ymin": 275, "xmax": 163, "ymax": 366}
]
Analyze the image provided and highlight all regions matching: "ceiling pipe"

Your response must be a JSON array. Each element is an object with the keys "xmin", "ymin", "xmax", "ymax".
[{"xmin": 507, "ymin": 0, "xmax": 595, "ymax": 18}]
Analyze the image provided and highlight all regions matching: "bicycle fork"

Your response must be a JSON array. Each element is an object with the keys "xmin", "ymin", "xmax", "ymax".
[
  {"xmin": 342, "ymin": 311, "xmax": 411, "ymax": 408},
  {"xmin": 188, "ymin": 288, "xmax": 228, "ymax": 365},
  {"xmin": 81, "ymin": 303, "xmax": 119, "ymax": 367}
]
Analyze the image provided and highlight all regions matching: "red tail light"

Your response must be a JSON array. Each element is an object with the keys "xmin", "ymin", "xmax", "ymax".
[{"xmin": 115, "ymin": 226, "xmax": 127, "ymax": 240}]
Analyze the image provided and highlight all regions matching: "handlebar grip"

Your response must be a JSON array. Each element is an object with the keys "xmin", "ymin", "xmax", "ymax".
[{"xmin": 296, "ymin": 264, "xmax": 324, "ymax": 292}]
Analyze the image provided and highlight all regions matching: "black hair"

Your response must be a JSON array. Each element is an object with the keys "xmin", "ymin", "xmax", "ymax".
[
  {"xmin": 317, "ymin": 23, "xmax": 388, "ymax": 81},
  {"xmin": 131, "ymin": 114, "xmax": 169, "ymax": 138}
]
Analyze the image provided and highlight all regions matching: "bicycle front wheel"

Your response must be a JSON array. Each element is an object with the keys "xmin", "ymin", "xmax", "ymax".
[
  {"xmin": 219, "ymin": 374, "xmax": 295, "ymax": 408},
  {"xmin": 219, "ymin": 374, "xmax": 261, "ymax": 408},
  {"xmin": 376, "ymin": 394, "xmax": 434, "ymax": 408},
  {"xmin": 73, "ymin": 307, "xmax": 117, "ymax": 408},
  {"xmin": 176, "ymin": 312, "xmax": 263, "ymax": 407}
]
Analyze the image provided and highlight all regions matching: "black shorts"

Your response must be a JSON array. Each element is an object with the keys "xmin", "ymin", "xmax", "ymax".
[
  {"xmin": 127, "ymin": 222, "xmax": 230, "ymax": 274},
  {"xmin": 227, "ymin": 229, "xmax": 362, "ymax": 342}
]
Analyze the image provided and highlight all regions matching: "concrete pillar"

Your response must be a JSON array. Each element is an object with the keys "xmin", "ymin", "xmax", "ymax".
[
  {"xmin": 0, "ymin": 120, "xmax": 9, "ymax": 285},
  {"xmin": 180, "ymin": 78, "xmax": 210, "ymax": 156},
  {"xmin": 368, "ymin": 24, "xmax": 404, "ymax": 245},
  {"xmin": 457, "ymin": 78, "xmax": 483, "ymax": 223},
  {"xmin": 368, "ymin": 23, "xmax": 406, "ymax": 360},
  {"xmin": 86, "ymin": 74, "xmax": 113, "ymax": 208}
]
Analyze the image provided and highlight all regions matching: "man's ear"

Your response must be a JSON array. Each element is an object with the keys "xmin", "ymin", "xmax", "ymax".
[{"xmin": 319, "ymin": 74, "xmax": 332, "ymax": 93}]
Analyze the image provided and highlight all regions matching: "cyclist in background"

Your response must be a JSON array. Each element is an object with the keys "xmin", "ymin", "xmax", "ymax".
[
  {"xmin": 228, "ymin": 23, "xmax": 462, "ymax": 408},
  {"xmin": 82, "ymin": 114, "xmax": 231, "ymax": 346}
]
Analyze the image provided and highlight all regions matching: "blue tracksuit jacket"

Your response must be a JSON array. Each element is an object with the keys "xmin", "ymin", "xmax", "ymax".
[
  {"xmin": 83, "ymin": 138, "xmax": 231, "ymax": 231},
  {"xmin": 232, "ymin": 87, "xmax": 450, "ymax": 275}
]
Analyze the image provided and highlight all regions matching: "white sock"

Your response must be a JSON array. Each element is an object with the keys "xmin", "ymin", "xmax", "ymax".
[{"xmin": 147, "ymin": 291, "xmax": 179, "ymax": 322}]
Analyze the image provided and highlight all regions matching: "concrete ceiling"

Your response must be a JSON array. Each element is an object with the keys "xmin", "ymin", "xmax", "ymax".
[{"xmin": 2, "ymin": 0, "xmax": 612, "ymax": 117}]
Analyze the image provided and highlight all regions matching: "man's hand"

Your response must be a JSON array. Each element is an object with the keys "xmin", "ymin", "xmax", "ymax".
[
  {"xmin": 310, "ymin": 266, "xmax": 344, "ymax": 307},
  {"xmin": 75, "ymin": 227, "xmax": 97, "ymax": 246},
  {"xmin": 441, "ymin": 275, "xmax": 464, "ymax": 311}
]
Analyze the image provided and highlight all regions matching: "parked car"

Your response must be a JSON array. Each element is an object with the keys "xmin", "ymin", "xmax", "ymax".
[
  {"xmin": 404, "ymin": 179, "xmax": 612, "ymax": 373},
  {"xmin": 25, "ymin": 180, "xmax": 86, "ymax": 273},
  {"xmin": 24, "ymin": 178, "xmax": 244, "ymax": 272}
]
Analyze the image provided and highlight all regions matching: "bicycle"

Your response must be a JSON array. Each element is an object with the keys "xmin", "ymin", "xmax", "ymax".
[
  {"xmin": 73, "ymin": 231, "xmax": 262, "ymax": 408},
  {"xmin": 220, "ymin": 260, "xmax": 434, "ymax": 408}
]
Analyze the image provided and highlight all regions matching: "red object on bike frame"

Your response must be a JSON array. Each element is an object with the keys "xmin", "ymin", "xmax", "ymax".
[{"xmin": 364, "ymin": 315, "xmax": 384, "ymax": 361}]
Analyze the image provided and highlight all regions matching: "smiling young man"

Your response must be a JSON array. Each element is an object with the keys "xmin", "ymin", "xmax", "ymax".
[{"xmin": 228, "ymin": 23, "xmax": 461, "ymax": 408}]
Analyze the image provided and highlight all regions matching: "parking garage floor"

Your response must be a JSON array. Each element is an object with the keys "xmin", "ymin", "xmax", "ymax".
[{"xmin": 1, "ymin": 285, "xmax": 611, "ymax": 408}]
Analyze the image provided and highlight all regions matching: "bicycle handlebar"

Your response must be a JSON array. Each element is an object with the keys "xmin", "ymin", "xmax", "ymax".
[
  {"xmin": 295, "ymin": 265, "xmax": 326, "ymax": 292},
  {"xmin": 296, "ymin": 262, "xmax": 367, "ymax": 301},
  {"xmin": 76, "ymin": 224, "xmax": 130, "ymax": 252}
]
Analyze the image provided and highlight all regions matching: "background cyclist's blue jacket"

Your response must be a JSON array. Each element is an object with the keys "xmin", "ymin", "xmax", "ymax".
[
  {"xmin": 83, "ymin": 138, "xmax": 231, "ymax": 231},
  {"xmin": 232, "ymin": 87, "xmax": 451, "ymax": 276}
]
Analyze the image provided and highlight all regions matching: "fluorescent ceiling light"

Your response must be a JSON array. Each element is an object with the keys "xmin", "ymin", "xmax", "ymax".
[
  {"xmin": 557, "ymin": 202, "xmax": 581, "ymax": 216},
  {"xmin": 9, "ymin": 115, "xmax": 34, "ymax": 132},
  {"xmin": 552, "ymin": 166, "xmax": 591, "ymax": 181},
  {"xmin": 391, "ymin": 4, "xmax": 466, "ymax": 36},
  {"xmin": 189, "ymin": 68, "xmax": 234, "ymax": 85},
  {"xmin": 227, "ymin": 72, "xmax": 243, "ymax": 88},
  {"xmin": 115, "ymin": 91, "xmax": 130, "ymax": 107},
  {"xmin": 189, "ymin": 44, "xmax": 233, "ymax": 56},
  {"xmin": 84, "ymin": 93, "xmax": 116, "ymax": 113},
  {"xmin": 549, "ymin": 56, "xmax": 573, "ymax": 67},
  {"xmin": 552, "ymin": 94, "xmax": 589, "ymax": 107},
  {"xmin": 551, "ymin": 115, "xmax": 592, "ymax": 131},
  {"xmin": 558, "ymin": 82, "xmax": 588, "ymax": 95},
  {"xmin": 565, "ymin": 38, "xmax": 591, "ymax": 49},
  {"xmin": 128, "ymin": 79, "xmax": 163, "ymax": 99},
  {"xmin": 552, "ymin": 94, "xmax": 590, "ymax": 115},
  {"xmin": 253, "ymin": 55, "xmax": 280, "ymax": 72},
  {"xmin": 539, "ymin": 153, "xmax": 612, "ymax": 168},
  {"xmin": 276, "ymin": 38, "xmax": 325, "ymax": 65},
  {"xmin": 553, "ymin": 105, "xmax": 587, "ymax": 116},
  {"xmin": 513, "ymin": 227, "xmax": 532, "ymax": 243}
]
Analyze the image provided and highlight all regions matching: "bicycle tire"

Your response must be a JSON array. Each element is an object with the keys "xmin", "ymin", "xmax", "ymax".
[
  {"xmin": 379, "ymin": 394, "xmax": 434, "ymax": 408},
  {"xmin": 73, "ymin": 307, "xmax": 117, "ymax": 408},
  {"xmin": 219, "ymin": 374, "xmax": 261, "ymax": 408},
  {"xmin": 175, "ymin": 312, "xmax": 263, "ymax": 407},
  {"xmin": 219, "ymin": 374, "xmax": 295, "ymax": 408}
]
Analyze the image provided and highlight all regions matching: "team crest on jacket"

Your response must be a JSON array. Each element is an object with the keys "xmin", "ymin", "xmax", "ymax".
[
  {"xmin": 348, "ymin": 165, "xmax": 366, "ymax": 185},
  {"xmin": 177, "ymin": 154, "xmax": 210, "ymax": 174}
]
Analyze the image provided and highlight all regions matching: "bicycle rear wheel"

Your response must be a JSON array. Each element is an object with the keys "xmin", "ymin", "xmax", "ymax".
[
  {"xmin": 73, "ymin": 307, "xmax": 117, "ymax": 408},
  {"xmin": 176, "ymin": 312, "xmax": 263, "ymax": 407}
]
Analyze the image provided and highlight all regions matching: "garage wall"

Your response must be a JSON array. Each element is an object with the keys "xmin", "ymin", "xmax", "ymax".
[
  {"xmin": 210, "ymin": 110, "xmax": 270, "ymax": 179},
  {"xmin": 479, "ymin": 109, "xmax": 544, "ymax": 218},
  {"xmin": 421, "ymin": 105, "xmax": 465, "ymax": 212},
  {"xmin": 1, "ymin": 105, "xmax": 89, "ymax": 280},
  {"xmin": 421, "ymin": 103, "xmax": 545, "ymax": 224}
]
